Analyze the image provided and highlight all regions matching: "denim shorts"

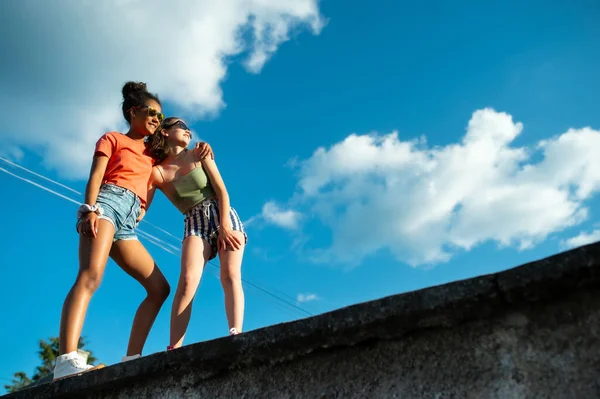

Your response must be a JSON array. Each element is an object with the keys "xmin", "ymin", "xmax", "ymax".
[
  {"xmin": 80, "ymin": 184, "xmax": 141, "ymax": 242},
  {"xmin": 183, "ymin": 198, "xmax": 247, "ymax": 260}
]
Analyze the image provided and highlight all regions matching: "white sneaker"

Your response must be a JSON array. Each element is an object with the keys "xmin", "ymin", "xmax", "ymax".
[
  {"xmin": 229, "ymin": 328, "xmax": 240, "ymax": 335},
  {"xmin": 121, "ymin": 354, "xmax": 141, "ymax": 362},
  {"xmin": 53, "ymin": 351, "xmax": 94, "ymax": 380}
]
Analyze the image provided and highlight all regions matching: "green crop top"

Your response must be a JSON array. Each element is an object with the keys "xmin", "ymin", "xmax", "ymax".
[{"xmin": 160, "ymin": 165, "xmax": 216, "ymax": 214}]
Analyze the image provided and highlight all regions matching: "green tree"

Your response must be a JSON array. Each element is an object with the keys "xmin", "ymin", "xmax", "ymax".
[
  {"xmin": 4, "ymin": 337, "xmax": 98, "ymax": 393},
  {"xmin": 4, "ymin": 372, "xmax": 31, "ymax": 393}
]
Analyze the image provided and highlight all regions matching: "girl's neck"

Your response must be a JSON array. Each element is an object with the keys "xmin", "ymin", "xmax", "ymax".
[
  {"xmin": 165, "ymin": 145, "xmax": 188, "ymax": 160},
  {"xmin": 126, "ymin": 128, "xmax": 145, "ymax": 141}
]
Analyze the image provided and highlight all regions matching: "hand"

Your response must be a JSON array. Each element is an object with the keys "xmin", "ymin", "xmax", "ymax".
[
  {"xmin": 136, "ymin": 208, "xmax": 146, "ymax": 224},
  {"xmin": 218, "ymin": 225, "xmax": 242, "ymax": 252},
  {"xmin": 78, "ymin": 212, "xmax": 99, "ymax": 238},
  {"xmin": 193, "ymin": 142, "xmax": 214, "ymax": 160}
]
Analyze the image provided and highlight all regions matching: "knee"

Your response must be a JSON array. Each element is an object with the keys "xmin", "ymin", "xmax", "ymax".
[
  {"xmin": 179, "ymin": 275, "xmax": 199, "ymax": 300},
  {"xmin": 148, "ymin": 278, "xmax": 170, "ymax": 303},
  {"xmin": 220, "ymin": 269, "xmax": 242, "ymax": 286},
  {"xmin": 75, "ymin": 270, "xmax": 103, "ymax": 293}
]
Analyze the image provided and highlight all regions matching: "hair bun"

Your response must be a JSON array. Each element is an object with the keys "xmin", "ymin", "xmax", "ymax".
[
  {"xmin": 122, "ymin": 81, "xmax": 148, "ymax": 99},
  {"xmin": 120, "ymin": 81, "xmax": 161, "ymax": 124}
]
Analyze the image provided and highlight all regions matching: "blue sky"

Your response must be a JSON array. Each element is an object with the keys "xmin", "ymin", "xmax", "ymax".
[{"xmin": 1, "ymin": 0, "xmax": 600, "ymax": 387}]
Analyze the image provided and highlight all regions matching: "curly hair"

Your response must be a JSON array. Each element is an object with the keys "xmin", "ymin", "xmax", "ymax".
[
  {"xmin": 146, "ymin": 117, "xmax": 179, "ymax": 162},
  {"xmin": 121, "ymin": 81, "xmax": 161, "ymax": 124}
]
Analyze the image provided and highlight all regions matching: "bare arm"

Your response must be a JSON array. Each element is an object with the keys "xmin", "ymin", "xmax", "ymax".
[
  {"xmin": 145, "ymin": 167, "xmax": 163, "ymax": 212},
  {"xmin": 201, "ymin": 157, "xmax": 231, "ymax": 228},
  {"xmin": 138, "ymin": 167, "xmax": 163, "ymax": 222},
  {"xmin": 79, "ymin": 155, "xmax": 109, "ymax": 238},
  {"xmin": 85, "ymin": 155, "xmax": 109, "ymax": 206},
  {"xmin": 201, "ymin": 157, "xmax": 242, "ymax": 250}
]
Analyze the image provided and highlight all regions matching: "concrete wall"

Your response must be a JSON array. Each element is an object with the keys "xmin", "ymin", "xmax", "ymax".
[{"xmin": 6, "ymin": 243, "xmax": 600, "ymax": 399}]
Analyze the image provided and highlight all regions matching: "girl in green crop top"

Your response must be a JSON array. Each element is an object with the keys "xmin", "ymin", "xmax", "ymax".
[{"xmin": 146, "ymin": 117, "xmax": 247, "ymax": 348}]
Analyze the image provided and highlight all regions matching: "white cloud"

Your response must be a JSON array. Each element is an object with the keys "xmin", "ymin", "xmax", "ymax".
[
  {"xmin": 0, "ymin": 0, "xmax": 323, "ymax": 179},
  {"xmin": 297, "ymin": 293, "xmax": 318, "ymax": 303},
  {"xmin": 261, "ymin": 201, "xmax": 302, "ymax": 229},
  {"xmin": 0, "ymin": 147, "xmax": 24, "ymax": 163},
  {"xmin": 286, "ymin": 108, "xmax": 600, "ymax": 266},
  {"xmin": 561, "ymin": 229, "xmax": 600, "ymax": 249}
]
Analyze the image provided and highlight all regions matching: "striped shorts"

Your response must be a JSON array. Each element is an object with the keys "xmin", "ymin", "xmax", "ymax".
[{"xmin": 183, "ymin": 198, "xmax": 247, "ymax": 259}]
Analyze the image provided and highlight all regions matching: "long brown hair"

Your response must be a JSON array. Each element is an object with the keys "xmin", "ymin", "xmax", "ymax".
[{"xmin": 146, "ymin": 117, "xmax": 179, "ymax": 162}]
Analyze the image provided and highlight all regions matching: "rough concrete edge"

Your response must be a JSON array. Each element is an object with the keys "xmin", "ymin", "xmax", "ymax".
[{"xmin": 5, "ymin": 242, "xmax": 600, "ymax": 398}]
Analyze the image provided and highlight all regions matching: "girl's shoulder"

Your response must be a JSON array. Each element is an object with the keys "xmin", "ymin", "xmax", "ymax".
[
  {"xmin": 97, "ymin": 131, "xmax": 126, "ymax": 146},
  {"xmin": 102, "ymin": 131, "xmax": 124, "ymax": 139},
  {"xmin": 151, "ymin": 164, "xmax": 165, "ymax": 183}
]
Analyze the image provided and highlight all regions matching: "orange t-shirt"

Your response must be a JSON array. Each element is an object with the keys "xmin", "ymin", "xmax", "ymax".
[{"xmin": 94, "ymin": 132, "xmax": 155, "ymax": 207}]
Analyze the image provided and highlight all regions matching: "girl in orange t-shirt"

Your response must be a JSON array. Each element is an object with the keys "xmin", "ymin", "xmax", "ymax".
[{"xmin": 54, "ymin": 82, "xmax": 213, "ymax": 379}]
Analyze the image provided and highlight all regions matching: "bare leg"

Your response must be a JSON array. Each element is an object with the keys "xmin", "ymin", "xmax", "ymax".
[
  {"xmin": 110, "ymin": 240, "xmax": 170, "ymax": 356},
  {"xmin": 59, "ymin": 220, "xmax": 115, "ymax": 355},
  {"xmin": 170, "ymin": 236, "xmax": 211, "ymax": 349},
  {"xmin": 219, "ymin": 231, "xmax": 245, "ymax": 332}
]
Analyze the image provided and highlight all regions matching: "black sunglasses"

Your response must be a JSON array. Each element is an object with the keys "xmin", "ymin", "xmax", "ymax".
[{"xmin": 166, "ymin": 120, "xmax": 190, "ymax": 132}]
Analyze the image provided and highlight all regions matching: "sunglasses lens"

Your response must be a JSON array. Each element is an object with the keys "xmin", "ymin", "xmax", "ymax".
[{"xmin": 146, "ymin": 107, "xmax": 164, "ymax": 122}]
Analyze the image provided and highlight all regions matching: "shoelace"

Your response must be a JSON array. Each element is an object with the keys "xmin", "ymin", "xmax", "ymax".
[
  {"xmin": 69, "ymin": 357, "xmax": 88, "ymax": 369},
  {"xmin": 203, "ymin": 200, "xmax": 222, "ymax": 240},
  {"xmin": 202, "ymin": 201, "xmax": 211, "ymax": 218}
]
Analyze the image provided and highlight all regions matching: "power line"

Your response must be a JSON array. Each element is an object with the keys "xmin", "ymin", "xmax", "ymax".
[
  {"xmin": 0, "ymin": 167, "xmax": 80, "ymax": 205},
  {"xmin": 205, "ymin": 262, "xmax": 312, "ymax": 317},
  {"xmin": 0, "ymin": 157, "xmax": 314, "ymax": 318},
  {"xmin": 0, "ymin": 156, "xmax": 80, "ymax": 195}
]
